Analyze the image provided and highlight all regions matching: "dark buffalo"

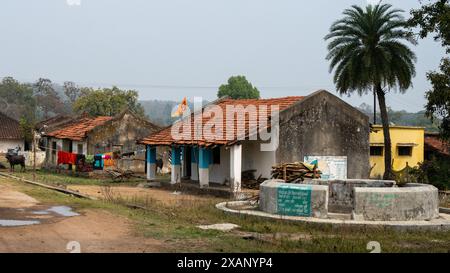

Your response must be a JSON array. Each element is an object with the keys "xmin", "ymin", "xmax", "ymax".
[{"xmin": 5, "ymin": 154, "xmax": 26, "ymax": 172}]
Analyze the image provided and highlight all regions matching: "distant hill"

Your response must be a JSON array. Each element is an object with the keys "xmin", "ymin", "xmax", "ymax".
[
  {"xmin": 140, "ymin": 100, "xmax": 178, "ymax": 127},
  {"xmin": 358, "ymin": 103, "xmax": 440, "ymax": 132},
  {"xmin": 140, "ymin": 100, "xmax": 441, "ymax": 132}
]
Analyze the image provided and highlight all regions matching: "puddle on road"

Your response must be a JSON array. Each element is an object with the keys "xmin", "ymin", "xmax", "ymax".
[
  {"xmin": 47, "ymin": 206, "xmax": 80, "ymax": 217},
  {"xmin": 32, "ymin": 210, "xmax": 50, "ymax": 215},
  {"xmin": 0, "ymin": 219, "xmax": 40, "ymax": 227},
  {"xmin": 0, "ymin": 206, "xmax": 79, "ymax": 227}
]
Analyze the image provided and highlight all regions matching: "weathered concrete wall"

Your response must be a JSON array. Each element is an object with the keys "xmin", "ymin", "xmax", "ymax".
[
  {"xmin": 43, "ymin": 137, "xmax": 62, "ymax": 166},
  {"xmin": 87, "ymin": 112, "xmax": 160, "ymax": 155},
  {"xmin": 353, "ymin": 184, "xmax": 439, "ymax": 221},
  {"xmin": 276, "ymin": 90, "xmax": 370, "ymax": 179},
  {"xmin": 305, "ymin": 179, "xmax": 395, "ymax": 213},
  {"xmin": 259, "ymin": 180, "xmax": 328, "ymax": 218}
]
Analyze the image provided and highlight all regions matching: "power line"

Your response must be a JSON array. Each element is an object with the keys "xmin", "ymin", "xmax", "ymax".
[
  {"xmin": 65, "ymin": 81, "xmax": 330, "ymax": 91},
  {"xmin": 0, "ymin": 75, "xmax": 330, "ymax": 91}
]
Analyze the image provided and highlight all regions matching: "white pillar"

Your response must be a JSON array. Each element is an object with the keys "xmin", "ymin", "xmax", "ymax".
[
  {"xmin": 146, "ymin": 146, "xmax": 156, "ymax": 181},
  {"xmin": 171, "ymin": 147, "xmax": 181, "ymax": 184},
  {"xmin": 230, "ymin": 144, "xmax": 242, "ymax": 194}
]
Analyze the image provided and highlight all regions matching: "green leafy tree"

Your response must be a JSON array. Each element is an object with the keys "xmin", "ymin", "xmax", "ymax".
[
  {"xmin": 217, "ymin": 76, "xmax": 260, "ymax": 99},
  {"xmin": 325, "ymin": 4, "xmax": 417, "ymax": 180},
  {"xmin": 73, "ymin": 86, "xmax": 146, "ymax": 117},
  {"xmin": 409, "ymin": 0, "xmax": 450, "ymax": 53},
  {"xmin": 0, "ymin": 77, "xmax": 37, "ymax": 144},
  {"xmin": 409, "ymin": 0, "xmax": 450, "ymax": 141},
  {"xmin": 19, "ymin": 117, "xmax": 33, "ymax": 145},
  {"xmin": 425, "ymin": 58, "xmax": 450, "ymax": 140}
]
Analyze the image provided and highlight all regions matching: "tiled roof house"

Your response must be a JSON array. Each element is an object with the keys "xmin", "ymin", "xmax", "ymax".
[
  {"xmin": 42, "ymin": 109, "xmax": 160, "ymax": 166},
  {"xmin": 0, "ymin": 112, "xmax": 25, "ymax": 153},
  {"xmin": 46, "ymin": 116, "xmax": 114, "ymax": 141},
  {"xmin": 139, "ymin": 90, "xmax": 370, "ymax": 192},
  {"xmin": 425, "ymin": 132, "xmax": 449, "ymax": 158}
]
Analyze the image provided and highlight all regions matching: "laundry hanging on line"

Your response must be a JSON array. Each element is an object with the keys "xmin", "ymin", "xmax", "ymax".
[
  {"xmin": 93, "ymin": 155, "xmax": 104, "ymax": 170},
  {"xmin": 103, "ymin": 152, "xmax": 115, "ymax": 167},
  {"xmin": 57, "ymin": 151, "xmax": 77, "ymax": 165}
]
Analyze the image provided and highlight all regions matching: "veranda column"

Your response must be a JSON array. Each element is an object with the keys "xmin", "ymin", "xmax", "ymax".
[
  {"xmin": 230, "ymin": 144, "xmax": 242, "ymax": 194},
  {"xmin": 146, "ymin": 145, "xmax": 156, "ymax": 181},
  {"xmin": 191, "ymin": 147, "xmax": 199, "ymax": 181},
  {"xmin": 198, "ymin": 147, "xmax": 210, "ymax": 188},
  {"xmin": 171, "ymin": 146, "xmax": 181, "ymax": 184},
  {"xmin": 181, "ymin": 146, "xmax": 185, "ymax": 178}
]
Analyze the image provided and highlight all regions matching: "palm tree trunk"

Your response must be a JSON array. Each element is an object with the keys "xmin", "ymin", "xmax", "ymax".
[{"xmin": 376, "ymin": 84, "xmax": 395, "ymax": 180}]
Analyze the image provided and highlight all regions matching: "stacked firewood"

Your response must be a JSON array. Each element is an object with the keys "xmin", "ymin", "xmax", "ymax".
[{"xmin": 271, "ymin": 162, "xmax": 321, "ymax": 183}]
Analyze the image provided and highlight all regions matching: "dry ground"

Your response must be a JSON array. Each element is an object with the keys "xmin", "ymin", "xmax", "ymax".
[
  {"xmin": 0, "ymin": 181, "xmax": 165, "ymax": 253},
  {"xmin": 68, "ymin": 184, "xmax": 217, "ymax": 205},
  {"xmin": 1, "ymin": 173, "xmax": 450, "ymax": 253}
]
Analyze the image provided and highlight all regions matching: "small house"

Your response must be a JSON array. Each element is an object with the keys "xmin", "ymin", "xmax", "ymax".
[
  {"xmin": 369, "ymin": 125, "xmax": 425, "ymax": 178},
  {"xmin": 138, "ymin": 90, "xmax": 370, "ymax": 192},
  {"xmin": 0, "ymin": 112, "xmax": 24, "ymax": 153},
  {"xmin": 42, "ymin": 109, "xmax": 160, "ymax": 170},
  {"xmin": 424, "ymin": 132, "xmax": 449, "ymax": 160}
]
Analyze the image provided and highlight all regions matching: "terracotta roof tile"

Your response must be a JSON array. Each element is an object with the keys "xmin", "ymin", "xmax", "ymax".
[
  {"xmin": 0, "ymin": 112, "xmax": 23, "ymax": 140},
  {"xmin": 45, "ymin": 116, "xmax": 113, "ymax": 141},
  {"xmin": 139, "ymin": 96, "xmax": 304, "ymax": 147},
  {"xmin": 425, "ymin": 134, "xmax": 449, "ymax": 156}
]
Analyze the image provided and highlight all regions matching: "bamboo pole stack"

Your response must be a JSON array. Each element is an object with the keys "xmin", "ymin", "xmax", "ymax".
[{"xmin": 271, "ymin": 162, "xmax": 321, "ymax": 183}]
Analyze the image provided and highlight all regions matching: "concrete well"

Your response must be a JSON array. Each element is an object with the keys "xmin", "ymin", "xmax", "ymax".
[
  {"xmin": 259, "ymin": 180, "xmax": 328, "ymax": 219},
  {"xmin": 303, "ymin": 179, "xmax": 396, "ymax": 213},
  {"xmin": 258, "ymin": 179, "xmax": 439, "ymax": 222},
  {"xmin": 353, "ymin": 183, "xmax": 439, "ymax": 221}
]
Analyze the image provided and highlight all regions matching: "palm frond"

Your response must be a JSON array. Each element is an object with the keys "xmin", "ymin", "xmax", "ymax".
[{"xmin": 324, "ymin": 3, "xmax": 416, "ymax": 96}]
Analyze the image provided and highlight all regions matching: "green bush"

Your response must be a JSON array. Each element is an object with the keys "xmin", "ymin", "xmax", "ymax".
[{"xmin": 410, "ymin": 158, "xmax": 450, "ymax": 190}]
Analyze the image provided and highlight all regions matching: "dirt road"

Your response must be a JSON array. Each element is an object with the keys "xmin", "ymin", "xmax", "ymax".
[{"xmin": 0, "ymin": 182, "xmax": 165, "ymax": 253}]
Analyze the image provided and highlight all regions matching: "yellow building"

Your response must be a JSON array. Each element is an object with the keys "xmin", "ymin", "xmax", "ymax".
[{"xmin": 370, "ymin": 125, "xmax": 424, "ymax": 178}]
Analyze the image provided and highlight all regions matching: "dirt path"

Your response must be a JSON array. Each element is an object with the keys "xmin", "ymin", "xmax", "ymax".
[
  {"xmin": 0, "ymin": 184, "xmax": 38, "ymax": 208},
  {"xmin": 0, "ymin": 181, "xmax": 165, "ymax": 253},
  {"xmin": 0, "ymin": 209, "xmax": 165, "ymax": 253},
  {"xmin": 68, "ymin": 184, "xmax": 220, "ymax": 204}
]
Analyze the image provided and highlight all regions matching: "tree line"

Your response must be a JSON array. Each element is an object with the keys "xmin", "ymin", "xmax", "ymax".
[{"xmin": 0, "ymin": 77, "xmax": 145, "ymax": 143}]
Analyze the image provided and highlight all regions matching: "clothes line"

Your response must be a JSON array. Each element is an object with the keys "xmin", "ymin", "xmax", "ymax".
[{"xmin": 36, "ymin": 145, "xmax": 145, "ymax": 155}]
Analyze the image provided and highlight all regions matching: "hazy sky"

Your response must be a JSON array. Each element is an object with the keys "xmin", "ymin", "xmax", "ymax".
[{"xmin": 0, "ymin": 0, "xmax": 445, "ymax": 111}]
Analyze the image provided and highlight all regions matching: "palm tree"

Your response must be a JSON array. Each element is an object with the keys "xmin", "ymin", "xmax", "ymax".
[{"xmin": 325, "ymin": 3, "xmax": 416, "ymax": 180}]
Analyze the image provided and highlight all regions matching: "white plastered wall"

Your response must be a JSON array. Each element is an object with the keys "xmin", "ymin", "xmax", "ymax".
[{"xmin": 0, "ymin": 139, "xmax": 24, "ymax": 153}]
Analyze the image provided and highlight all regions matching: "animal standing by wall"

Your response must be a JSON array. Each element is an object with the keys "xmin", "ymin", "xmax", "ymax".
[{"xmin": 5, "ymin": 154, "xmax": 26, "ymax": 172}]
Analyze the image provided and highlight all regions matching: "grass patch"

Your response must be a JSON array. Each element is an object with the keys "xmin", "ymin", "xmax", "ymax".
[
  {"xmin": 7, "ymin": 169, "xmax": 149, "ymax": 187},
  {"xmin": 100, "ymin": 186, "xmax": 450, "ymax": 253},
  {"xmin": 2, "ymin": 175, "xmax": 450, "ymax": 253}
]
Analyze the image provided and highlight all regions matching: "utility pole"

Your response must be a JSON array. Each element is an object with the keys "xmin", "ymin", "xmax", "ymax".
[
  {"xmin": 33, "ymin": 128, "xmax": 36, "ymax": 181},
  {"xmin": 33, "ymin": 125, "xmax": 47, "ymax": 181}
]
